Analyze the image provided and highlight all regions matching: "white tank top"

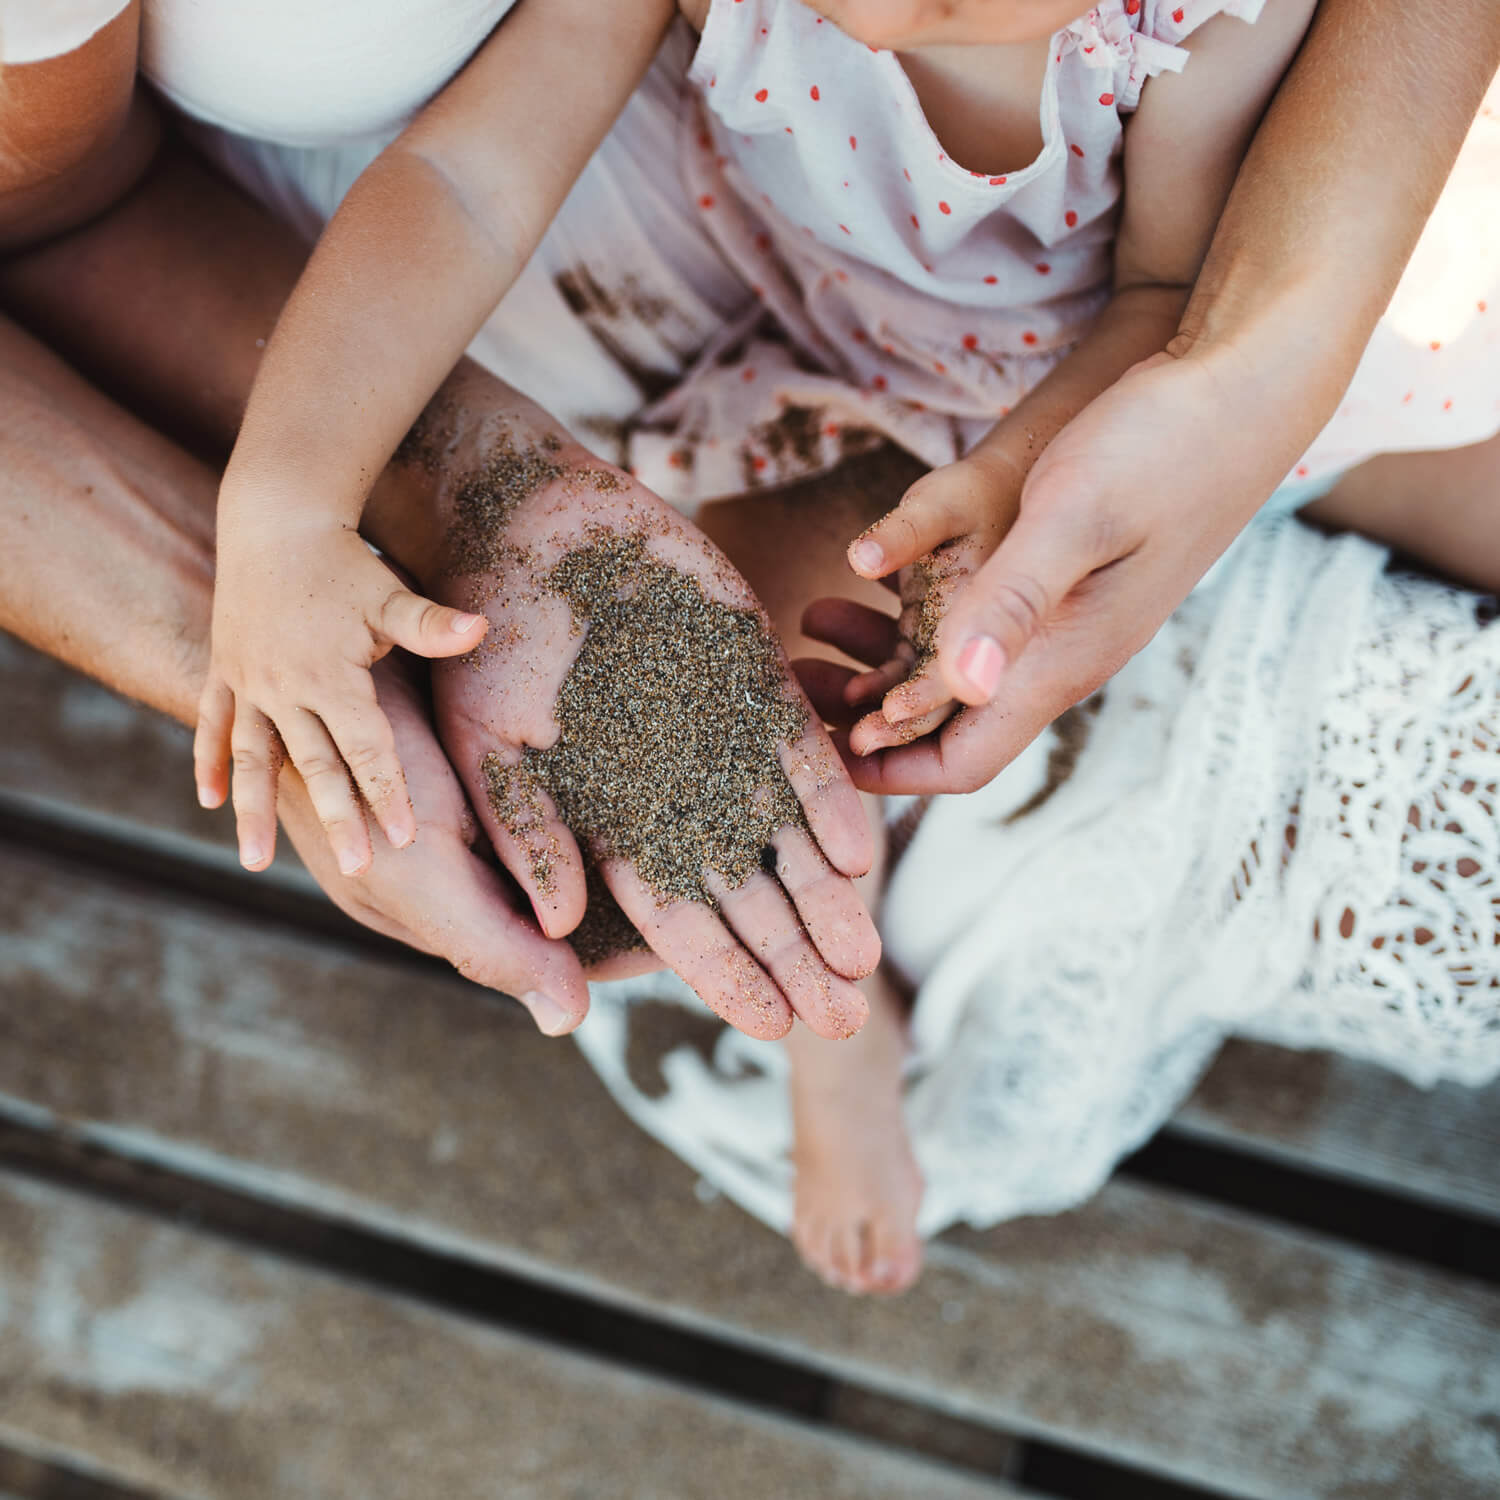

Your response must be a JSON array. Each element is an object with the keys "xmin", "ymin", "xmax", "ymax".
[{"xmin": 0, "ymin": 0, "xmax": 518, "ymax": 148}]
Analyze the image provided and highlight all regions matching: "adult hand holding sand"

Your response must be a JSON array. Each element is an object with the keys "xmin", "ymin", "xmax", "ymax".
[
  {"xmin": 388, "ymin": 389, "xmax": 880, "ymax": 1043},
  {"xmin": 820, "ymin": 0, "xmax": 1500, "ymax": 797}
]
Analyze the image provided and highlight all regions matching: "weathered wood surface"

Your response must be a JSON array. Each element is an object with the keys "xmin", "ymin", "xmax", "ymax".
[
  {"xmin": 1175, "ymin": 1039, "xmax": 1500, "ymax": 1222},
  {"xmin": 5, "ymin": 635, "xmax": 1499, "ymax": 1221},
  {"xmin": 0, "ymin": 634, "xmax": 308, "ymax": 888},
  {"xmin": 2, "ymin": 848, "xmax": 1497, "ymax": 1500},
  {"xmin": 0, "ymin": 1173, "xmax": 1022, "ymax": 1500}
]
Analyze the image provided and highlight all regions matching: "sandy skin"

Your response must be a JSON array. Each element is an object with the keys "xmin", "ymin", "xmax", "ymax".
[{"xmin": 397, "ymin": 393, "xmax": 881, "ymax": 1044}]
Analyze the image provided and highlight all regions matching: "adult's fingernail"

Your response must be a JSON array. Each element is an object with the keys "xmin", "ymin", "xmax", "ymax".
[
  {"xmin": 338, "ymin": 847, "xmax": 364, "ymax": 876},
  {"xmin": 850, "ymin": 538, "xmax": 884, "ymax": 573},
  {"xmin": 523, "ymin": 990, "xmax": 574, "ymax": 1037},
  {"xmin": 883, "ymin": 694, "xmax": 917, "ymax": 723},
  {"xmin": 453, "ymin": 612, "xmax": 484, "ymax": 634},
  {"xmin": 197, "ymin": 784, "xmax": 215, "ymax": 809},
  {"xmin": 956, "ymin": 635, "xmax": 1006, "ymax": 699},
  {"xmin": 240, "ymin": 840, "xmax": 267, "ymax": 870}
]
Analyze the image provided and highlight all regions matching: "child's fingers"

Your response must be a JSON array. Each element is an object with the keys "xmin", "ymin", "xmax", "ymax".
[
  {"xmin": 375, "ymin": 589, "xmax": 488, "ymax": 660},
  {"xmin": 790, "ymin": 658, "xmax": 862, "ymax": 730},
  {"xmin": 228, "ymin": 705, "xmax": 283, "ymax": 872},
  {"xmin": 320, "ymin": 684, "xmax": 417, "ymax": 850},
  {"xmin": 844, "ymin": 648, "xmax": 915, "ymax": 708},
  {"xmin": 801, "ymin": 597, "xmax": 902, "ymax": 667},
  {"xmin": 846, "ymin": 462, "xmax": 987, "ymax": 579},
  {"xmin": 277, "ymin": 708, "xmax": 375, "ymax": 877},
  {"xmin": 193, "ymin": 677, "xmax": 235, "ymax": 810},
  {"xmin": 881, "ymin": 658, "xmax": 953, "ymax": 725},
  {"xmin": 937, "ymin": 504, "xmax": 1097, "ymax": 706},
  {"xmin": 849, "ymin": 697, "xmax": 959, "ymax": 758}
]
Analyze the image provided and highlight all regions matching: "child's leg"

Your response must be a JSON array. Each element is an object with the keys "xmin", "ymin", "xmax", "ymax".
[
  {"xmin": 1299, "ymin": 431, "xmax": 1500, "ymax": 592},
  {"xmin": 696, "ymin": 448, "xmax": 927, "ymax": 1294}
]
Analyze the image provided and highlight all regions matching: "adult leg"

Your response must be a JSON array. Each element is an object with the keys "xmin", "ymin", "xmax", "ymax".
[
  {"xmin": 697, "ymin": 448, "xmax": 927, "ymax": 1295},
  {"xmin": 1300, "ymin": 432, "xmax": 1500, "ymax": 593}
]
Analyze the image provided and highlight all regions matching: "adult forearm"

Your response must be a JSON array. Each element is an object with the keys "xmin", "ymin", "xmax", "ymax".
[
  {"xmin": 1179, "ymin": 0, "xmax": 1500, "ymax": 413},
  {"xmin": 0, "ymin": 310, "xmax": 214, "ymax": 725}
]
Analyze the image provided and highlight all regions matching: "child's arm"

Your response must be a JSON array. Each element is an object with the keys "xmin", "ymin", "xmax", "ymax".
[
  {"xmin": 196, "ymin": 0, "xmax": 677, "ymax": 875},
  {"xmin": 837, "ymin": 0, "xmax": 1319, "ymax": 752}
]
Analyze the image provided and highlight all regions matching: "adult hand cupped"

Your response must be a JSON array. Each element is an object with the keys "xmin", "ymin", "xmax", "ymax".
[
  {"xmin": 804, "ymin": 347, "xmax": 1306, "ymax": 794},
  {"xmin": 276, "ymin": 656, "xmax": 599, "ymax": 1037},
  {"xmin": 424, "ymin": 429, "xmax": 881, "ymax": 1044}
]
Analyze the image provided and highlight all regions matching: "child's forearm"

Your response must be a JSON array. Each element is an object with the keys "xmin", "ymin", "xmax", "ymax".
[
  {"xmin": 1178, "ymin": 0, "xmax": 1500, "ymax": 420},
  {"xmin": 966, "ymin": 284, "xmax": 1187, "ymax": 484},
  {"xmin": 220, "ymin": 147, "xmax": 526, "ymax": 530},
  {"xmin": 219, "ymin": 0, "xmax": 677, "ymax": 535}
]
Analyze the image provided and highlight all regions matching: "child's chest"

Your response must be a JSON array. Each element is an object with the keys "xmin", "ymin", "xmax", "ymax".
[
  {"xmin": 684, "ymin": 0, "xmax": 1134, "ymax": 304},
  {"xmin": 680, "ymin": 0, "xmax": 1051, "ymax": 178}
]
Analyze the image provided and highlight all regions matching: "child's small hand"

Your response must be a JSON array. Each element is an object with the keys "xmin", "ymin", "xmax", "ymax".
[
  {"xmin": 836, "ymin": 452, "xmax": 1024, "ymax": 756},
  {"xmin": 194, "ymin": 521, "xmax": 487, "ymax": 875}
]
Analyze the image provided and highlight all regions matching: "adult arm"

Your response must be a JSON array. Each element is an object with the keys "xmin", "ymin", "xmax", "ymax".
[
  {"xmin": 844, "ymin": 0, "xmax": 1500, "ymax": 794},
  {"xmin": 0, "ymin": 1, "xmax": 160, "ymax": 249},
  {"xmin": 0, "ymin": 129, "xmax": 596, "ymax": 1032}
]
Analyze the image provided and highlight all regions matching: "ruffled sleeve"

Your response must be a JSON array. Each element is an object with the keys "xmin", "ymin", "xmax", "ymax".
[
  {"xmin": 0, "ymin": 0, "xmax": 130, "ymax": 64},
  {"xmin": 1067, "ymin": 0, "xmax": 1267, "ymax": 112}
]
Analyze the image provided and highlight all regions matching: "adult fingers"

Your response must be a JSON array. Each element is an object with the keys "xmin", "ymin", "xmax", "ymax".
[
  {"xmin": 705, "ymin": 862, "xmax": 869, "ymax": 1041},
  {"xmin": 846, "ymin": 460, "xmax": 990, "ymax": 579},
  {"xmin": 229, "ymin": 703, "xmax": 284, "ymax": 871},
  {"xmin": 375, "ymin": 587, "xmax": 488, "ymax": 660},
  {"xmin": 935, "ymin": 499, "xmax": 1105, "ymax": 706},
  {"xmin": 601, "ymin": 858, "xmax": 794, "ymax": 1041},
  {"xmin": 468, "ymin": 749, "xmax": 589, "ymax": 942},
  {"xmin": 415, "ymin": 843, "xmax": 590, "ymax": 1036},
  {"xmin": 777, "ymin": 716, "xmax": 873, "ymax": 879},
  {"xmin": 770, "ymin": 824, "xmax": 880, "ymax": 982},
  {"xmin": 277, "ymin": 707, "xmax": 375, "ymax": 877},
  {"xmin": 193, "ymin": 677, "xmax": 235, "ymax": 810}
]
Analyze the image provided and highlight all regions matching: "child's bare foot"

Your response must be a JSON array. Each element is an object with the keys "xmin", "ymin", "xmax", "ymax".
[
  {"xmin": 396, "ymin": 393, "xmax": 879, "ymax": 1043},
  {"xmin": 787, "ymin": 964, "xmax": 924, "ymax": 1294}
]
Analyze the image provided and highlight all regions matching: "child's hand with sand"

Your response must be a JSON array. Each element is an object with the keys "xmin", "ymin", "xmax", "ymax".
[
  {"xmin": 195, "ymin": 506, "xmax": 489, "ymax": 875},
  {"xmin": 193, "ymin": 0, "xmax": 679, "ymax": 873},
  {"xmin": 389, "ymin": 390, "xmax": 879, "ymax": 1041}
]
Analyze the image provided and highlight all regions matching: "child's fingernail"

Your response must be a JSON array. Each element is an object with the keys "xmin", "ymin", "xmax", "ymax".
[
  {"xmin": 850, "ymin": 538, "xmax": 884, "ymax": 573},
  {"xmin": 523, "ymin": 991, "xmax": 574, "ymax": 1037},
  {"xmin": 389, "ymin": 823, "xmax": 414, "ymax": 849},
  {"xmin": 197, "ymin": 784, "xmax": 215, "ymax": 809},
  {"xmin": 956, "ymin": 635, "xmax": 1006, "ymax": 699},
  {"xmin": 338, "ymin": 847, "xmax": 364, "ymax": 876},
  {"xmin": 241, "ymin": 840, "xmax": 267, "ymax": 869},
  {"xmin": 884, "ymin": 695, "xmax": 917, "ymax": 723},
  {"xmin": 453, "ymin": 613, "xmax": 484, "ymax": 634}
]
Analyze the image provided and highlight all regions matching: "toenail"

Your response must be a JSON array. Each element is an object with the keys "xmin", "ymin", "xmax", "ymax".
[{"xmin": 871, "ymin": 1258, "xmax": 895, "ymax": 1281}]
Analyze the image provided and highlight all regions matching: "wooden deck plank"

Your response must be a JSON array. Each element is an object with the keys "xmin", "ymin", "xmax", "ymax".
[
  {"xmin": 6, "ymin": 635, "xmax": 1500, "ymax": 1222},
  {"xmin": 0, "ymin": 634, "xmax": 309, "ymax": 890},
  {"xmin": 0, "ymin": 1173, "xmax": 1020, "ymax": 1500},
  {"xmin": 1, "ymin": 847, "xmax": 1496, "ymax": 1500},
  {"xmin": 1174, "ymin": 1039, "xmax": 1500, "ymax": 1223}
]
